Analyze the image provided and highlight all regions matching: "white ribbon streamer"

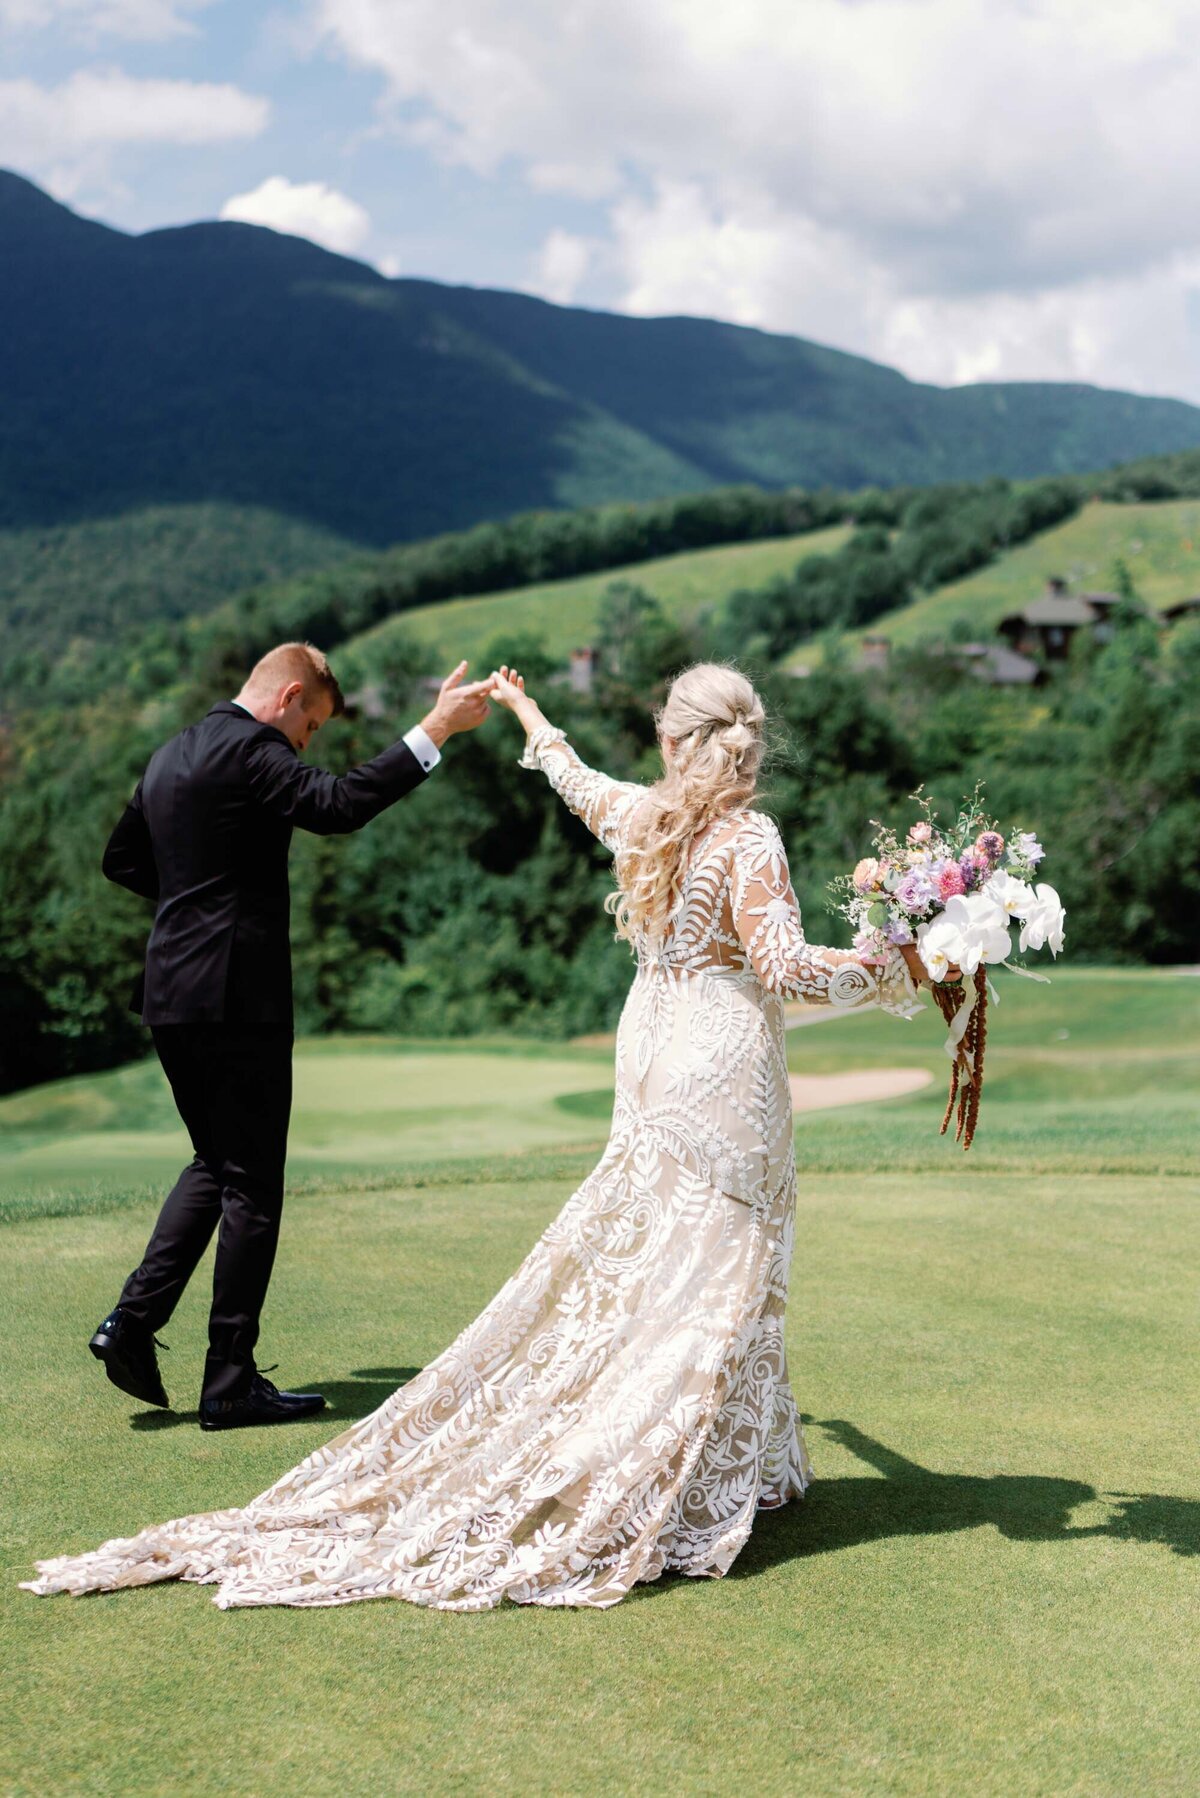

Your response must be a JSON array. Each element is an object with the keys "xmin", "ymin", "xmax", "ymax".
[{"xmin": 998, "ymin": 960, "xmax": 1051, "ymax": 985}]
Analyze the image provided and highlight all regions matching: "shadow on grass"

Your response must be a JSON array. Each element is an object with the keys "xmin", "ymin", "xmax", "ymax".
[
  {"xmin": 130, "ymin": 1366, "xmax": 421, "ymax": 1431},
  {"xmin": 127, "ymin": 1400, "xmax": 1197, "ymax": 1564},
  {"xmin": 726, "ymin": 1418, "xmax": 1200, "ymax": 1573}
]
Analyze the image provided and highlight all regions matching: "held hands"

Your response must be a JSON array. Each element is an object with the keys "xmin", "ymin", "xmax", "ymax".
[
  {"xmin": 420, "ymin": 661, "xmax": 494, "ymax": 747},
  {"xmin": 487, "ymin": 665, "xmax": 527, "ymax": 710},
  {"xmin": 417, "ymin": 660, "xmax": 543, "ymax": 748}
]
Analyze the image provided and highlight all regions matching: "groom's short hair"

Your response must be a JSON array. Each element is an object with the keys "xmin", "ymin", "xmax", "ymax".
[{"xmin": 248, "ymin": 642, "xmax": 345, "ymax": 717}]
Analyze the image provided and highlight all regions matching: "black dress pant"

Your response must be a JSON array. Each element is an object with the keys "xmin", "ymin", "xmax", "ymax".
[{"xmin": 119, "ymin": 1022, "xmax": 293, "ymax": 1404}]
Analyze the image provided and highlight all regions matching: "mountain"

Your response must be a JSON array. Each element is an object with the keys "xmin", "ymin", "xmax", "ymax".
[{"xmin": 5, "ymin": 168, "xmax": 1200, "ymax": 548}]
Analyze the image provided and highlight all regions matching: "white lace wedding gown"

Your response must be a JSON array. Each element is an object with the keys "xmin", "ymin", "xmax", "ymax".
[{"xmin": 24, "ymin": 729, "xmax": 919, "ymax": 1611}]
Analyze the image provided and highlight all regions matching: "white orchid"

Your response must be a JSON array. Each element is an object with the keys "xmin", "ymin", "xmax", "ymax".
[
  {"xmin": 918, "ymin": 892, "xmax": 1012, "ymax": 980},
  {"xmin": 915, "ymin": 912, "xmax": 958, "ymax": 982},
  {"xmin": 954, "ymin": 893, "xmax": 1014, "ymax": 972},
  {"xmin": 984, "ymin": 867, "xmax": 1035, "ymax": 919},
  {"xmin": 1018, "ymin": 883, "xmax": 1066, "ymax": 955}
]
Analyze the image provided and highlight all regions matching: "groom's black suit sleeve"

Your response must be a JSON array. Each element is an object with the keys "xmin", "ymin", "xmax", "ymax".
[
  {"xmin": 243, "ymin": 733, "xmax": 427, "ymax": 832},
  {"xmin": 102, "ymin": 780, "xmax": 159, "ymax": 900}
]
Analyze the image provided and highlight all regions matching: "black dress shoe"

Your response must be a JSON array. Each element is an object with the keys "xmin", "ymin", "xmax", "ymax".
[
  {"xmin": 199, "ymin": 1372, "xmax": 325, "ymax": 1432},
  {"xmin": 89, "ymin": 1307, "xmax": 170, "ymax": 1408}
]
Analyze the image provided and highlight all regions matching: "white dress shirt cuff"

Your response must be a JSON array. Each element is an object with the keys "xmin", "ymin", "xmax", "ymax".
[{"xmin": 403, "ymin": 723, "xmax": 441, "ymax": 772}]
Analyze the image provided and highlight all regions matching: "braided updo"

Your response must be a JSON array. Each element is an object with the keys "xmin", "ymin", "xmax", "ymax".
[{"xmin": 608, "ymin": 663, "xmax": 766, "ymax": 945}]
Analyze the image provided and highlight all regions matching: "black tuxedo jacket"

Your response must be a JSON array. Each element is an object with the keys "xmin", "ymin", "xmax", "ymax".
[{"xmin": 103, "ymin": 701, "xmax": 427, "ymax": 1025}]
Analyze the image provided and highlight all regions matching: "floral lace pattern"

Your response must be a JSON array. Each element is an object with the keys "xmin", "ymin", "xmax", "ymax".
[{"xmin": 23, "ymin": 734, "xmax": 919, "ymax": 1612}]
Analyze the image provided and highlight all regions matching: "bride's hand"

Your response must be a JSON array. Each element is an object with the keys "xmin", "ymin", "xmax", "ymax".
[
  {"xmin": 489, "ymin": 665, "xmax": 530, "ymax": 711},
  {"xmin": 490, "ymin": 663, "xmax": 550, "ymax": 738}
]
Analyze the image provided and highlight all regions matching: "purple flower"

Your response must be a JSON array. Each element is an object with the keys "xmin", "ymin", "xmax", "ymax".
[
  {"xmin": 896, "ymin": 870, "xmax": 935, "ymax": 915},
  {"xmin": 975, "ymin": 831, "xmax": 1005, "ymax": 862},
  {"xmin": 1011, "ymin": 831, "xmax": 1045, "ymax": 868},
  {"xmin": 884, "ymin": 915, "xmax": 914, "ymax": 945},
  {"xmin": 958, "ymin": 853, "xmax": 985, "ymax": 892}
]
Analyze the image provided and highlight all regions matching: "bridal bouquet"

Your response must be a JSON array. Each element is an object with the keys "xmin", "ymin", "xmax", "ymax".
[{"xmin": 829, "ymin": 787, "xmax": 1065, "ymax": 1150}]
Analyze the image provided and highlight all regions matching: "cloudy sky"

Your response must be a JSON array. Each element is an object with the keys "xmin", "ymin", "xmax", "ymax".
[{"xmin": 4, "ymin": 0, "xmax": 1200, "ymax": 402}]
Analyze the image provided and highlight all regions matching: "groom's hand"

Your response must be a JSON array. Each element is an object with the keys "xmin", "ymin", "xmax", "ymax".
[{"xmin": 419, "ymin": 661, "xmax": 493, "ymax": 747}]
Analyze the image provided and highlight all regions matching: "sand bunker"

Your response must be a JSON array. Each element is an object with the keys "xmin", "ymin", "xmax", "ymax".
[{"xmin": 789, "ymin": 1067, "xmax": 932, "ymax": 1112}]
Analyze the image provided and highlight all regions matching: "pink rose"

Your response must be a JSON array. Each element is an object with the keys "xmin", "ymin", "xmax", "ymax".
[
  {"xmin": 908, "ymin": 821, "xmax": 932, "ymax": 845},
  {"xmin": 853, "ymin": 856, "xmax": 882, "ymax": 894}
]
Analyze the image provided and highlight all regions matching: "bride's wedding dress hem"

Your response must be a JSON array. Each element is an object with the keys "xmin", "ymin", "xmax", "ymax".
[{"xmin": 23, "ymin": 1149, "xmax": 811, "ymax": 1613}]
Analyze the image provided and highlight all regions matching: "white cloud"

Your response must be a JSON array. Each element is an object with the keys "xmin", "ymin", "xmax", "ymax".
[
  {"xmin": 531, "ymin": 229, "xmax": 594, "ymax": 305},
  {"xmin": 608, "ymin": 183, "xmax": 878, "ymax": 333},
  {"xmin": 311, "ymin": 0, "xmax": 1200, "ymax": 398},
  {"xmin": 0, "ymin": 69, "xmax": 269, "ymax": 182},
  {"xmin": 0, "ymin": 0, "xmax": 209, "ymax": 41},
  {"xmin": 611, "ymin": 179, "xmax": 1200, "ymax": 399},
  {"xmin": 878, "ymin": 257, "xmax": 1200, "ymax": 398},
  {"xmin": 219, "ymin": 176, "xmax": 371, "ymax": 255}
]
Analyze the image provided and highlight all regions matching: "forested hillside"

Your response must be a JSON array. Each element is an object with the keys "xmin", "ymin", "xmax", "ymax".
[
  {"xmin": 782, "ymin": 495, "xmax": 1200, "ymax": 666},
  {"xmin": 0, "ymin": 505, "xmax": 363, "ymax": 672}
]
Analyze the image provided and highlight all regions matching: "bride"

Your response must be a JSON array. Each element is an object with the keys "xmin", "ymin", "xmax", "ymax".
[{"xmin": 24, "ymin": 662, "xmax": 938, "ymax": 1611}]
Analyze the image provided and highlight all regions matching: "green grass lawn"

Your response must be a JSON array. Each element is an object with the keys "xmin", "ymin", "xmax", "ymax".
[
  {"xmin": 784, "ymin": 497, "xmax": 1200, "ymax": 668},
  {"xmin": 348, "ymin": 525, "xmax": 850, "ymax": 669},
  {"xmin": 2, "ymin": 968, "xmax": 1197, "ymax": 1794}
]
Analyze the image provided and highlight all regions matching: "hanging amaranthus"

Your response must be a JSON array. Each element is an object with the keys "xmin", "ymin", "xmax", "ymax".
[{"xmin": 931, "ymin": 969, "xmax": 989, "ymax": 1152}]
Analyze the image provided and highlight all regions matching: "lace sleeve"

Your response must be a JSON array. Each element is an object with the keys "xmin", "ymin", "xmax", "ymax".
[
  {"xmin": 730, "ymin": 814, "xmax": 922, "ymax": 1016},
  {"xmin": 520, "ymin": 725, "xmax": 644, "ymax": 852}
]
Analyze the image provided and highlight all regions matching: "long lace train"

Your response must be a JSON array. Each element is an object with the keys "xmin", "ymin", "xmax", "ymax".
[{"xmin": 25, "ymin": 1139, "xmax": 808, "ymax": 1609}]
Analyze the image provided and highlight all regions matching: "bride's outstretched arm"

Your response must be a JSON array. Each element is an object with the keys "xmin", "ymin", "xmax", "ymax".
[
  {"xmin": 489, "ymin": 665, "xmax": 643, "ymax": 849},
  {"xmin": 730, "ymin": 813, "xmax": 924, "ymax": 1016}
]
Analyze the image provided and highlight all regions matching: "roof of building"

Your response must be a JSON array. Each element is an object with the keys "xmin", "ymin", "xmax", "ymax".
[
  {"xmin": 970, "ymin": 646, "xmax": 1042, "ymax": 685},
  {"xmin": 918, "ymin": 641, "xmax": 1043, "ymax": 684},
  {"xmin": 1000, "ymin": 594, "xmax": 1098, "ymax": 628}
]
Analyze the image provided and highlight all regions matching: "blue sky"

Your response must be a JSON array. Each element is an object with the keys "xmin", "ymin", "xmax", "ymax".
[
  {"xmin": 0, "ymin": 0, "xmax": 606, "ymax": 294},
  {"xmin": 4, "ymin": 0, "xmax": 1200, "ymax": 403}
]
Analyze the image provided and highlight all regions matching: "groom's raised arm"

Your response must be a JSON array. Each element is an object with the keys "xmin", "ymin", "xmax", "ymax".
[
  {"xmin": 244, "ymin": 660, "xmax": 492, "ymax": 835},
  {"xmin": 244, "ymin": 731, "xmax": 430, "ymax": 835},
  {"xmin": 102, "ymin": 780, "xmax": 159, "ymax": 900}
]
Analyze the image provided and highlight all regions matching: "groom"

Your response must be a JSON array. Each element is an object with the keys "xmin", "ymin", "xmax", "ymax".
[{"xmin": 92, "ymin": 642, "xmax": 492, "ymax": 1431}]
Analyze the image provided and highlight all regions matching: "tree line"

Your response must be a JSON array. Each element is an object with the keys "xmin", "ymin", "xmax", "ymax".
[{"xmin": 2, "ymin": 565, "xmax": 1196, "ymax": 1097}]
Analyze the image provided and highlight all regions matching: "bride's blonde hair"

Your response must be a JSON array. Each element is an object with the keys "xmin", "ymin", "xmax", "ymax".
[{"xmin": 608, "ymin": 662, "xmax": 766, "ymax": 945}]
